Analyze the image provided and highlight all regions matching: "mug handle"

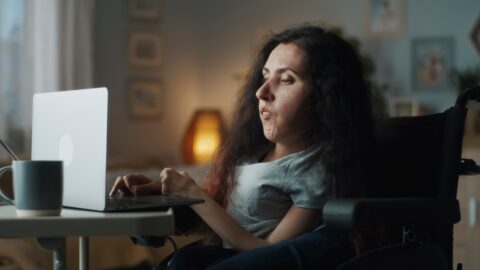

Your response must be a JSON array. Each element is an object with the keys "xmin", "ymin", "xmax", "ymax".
[{"xmin": 0, "ymin": 165, "xmax": 14, "ymax": 204}]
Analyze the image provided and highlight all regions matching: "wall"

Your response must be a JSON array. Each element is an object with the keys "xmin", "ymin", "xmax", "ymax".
[
  {"xmin": 95, "ymin": 0, "xmax": 203, "ymax": 164},
  {"xmin": 95, "ymin": 0, "xmax": 480, "ymax": 165},
  {"xmin": 368, "ymin": 0, "xmax": 480, "ymax": 111}
]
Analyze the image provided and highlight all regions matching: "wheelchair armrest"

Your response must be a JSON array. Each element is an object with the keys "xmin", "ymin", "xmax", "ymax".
[{"xmin": 323, "ymin": 198, "xmax": 460, "ymax": 229}]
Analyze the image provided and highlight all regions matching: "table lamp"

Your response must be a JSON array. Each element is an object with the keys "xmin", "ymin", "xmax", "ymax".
[{"xmin": 182, "ymin": 109, "xmax": 224, "ymax": 164}]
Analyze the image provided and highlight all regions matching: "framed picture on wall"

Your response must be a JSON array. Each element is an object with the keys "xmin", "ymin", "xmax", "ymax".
[
  {"xmin": 128, "ymin": 0, "xmax": 161, "ymax": 20},
  {"xmin": 470, "ymin": 14, "xmax": 480, "ymax": 57},
  {"xmin": 129, "ymin": 80, "xmax": 163, "ymax": 118},
  {"xmin": 128, "ymin": 32, "xmax": 162, "ymax": 68},
  {"xmin": 365, "ymin": 0, "xmax": 405, "ymax": 38},
  {"xmin": 411, "ymin": 37, "xmax": 454, "ymax": 91}
]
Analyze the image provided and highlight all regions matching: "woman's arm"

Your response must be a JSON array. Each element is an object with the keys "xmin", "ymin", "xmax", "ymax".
[
  {"xmin": 161, "ymin": 168, "xmax": 322, "ymax": 251},
  {"xmin": 192, "ymin": 193, "xmax": 321, "ymax": 250}
]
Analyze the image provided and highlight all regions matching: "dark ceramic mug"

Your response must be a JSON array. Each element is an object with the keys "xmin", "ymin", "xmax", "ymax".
[{"xmin": 0, "ymin": 160, "xmax": 63, "ymax": 217}]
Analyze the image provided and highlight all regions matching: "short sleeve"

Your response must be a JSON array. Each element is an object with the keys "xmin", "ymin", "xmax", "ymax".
[{"xmin": 282, "ymin": 146, "xmax": 334, "ymax": 209}]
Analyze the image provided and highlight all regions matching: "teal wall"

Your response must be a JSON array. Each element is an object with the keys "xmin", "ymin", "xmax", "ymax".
[{"xmin": 95, "ymin": 0, "xmax": 480, "ymax": 164}]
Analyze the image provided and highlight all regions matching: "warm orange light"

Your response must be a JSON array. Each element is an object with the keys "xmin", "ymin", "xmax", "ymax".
[{"xmin": 182, "ymin": 110, "xmax": 224, "ymax": 164}]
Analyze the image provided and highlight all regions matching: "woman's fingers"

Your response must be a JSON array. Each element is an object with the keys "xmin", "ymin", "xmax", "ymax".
[
  {"xmin": 160, "ymin": 169, "xmax": 200, "ymax": 197},
  {"xmin": 109, "ymin": 174, "xmax": 154, "ymax": 196},
  {"xmin": 132, "ymin": 181, "xmax": 162, "ymax": 195},
  {"xmin": 109, "ymin": 176, "xmax": 127, "ymax": 196},
  {"xmin": 123, "ymin": 173, "xmax": 152, "ymax": 186},
  {"xmin": 178, "ymin": 170, "xmax": 189, "ymax": 177},
  {"xmin": 109, "ymin": 169, "xmax": 198, "ymax": 197}
]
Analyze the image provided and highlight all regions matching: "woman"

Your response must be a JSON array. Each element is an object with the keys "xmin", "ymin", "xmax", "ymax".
[{"xmin": 110, "ymin": 24, "xmax": 374, "ymax": 269}]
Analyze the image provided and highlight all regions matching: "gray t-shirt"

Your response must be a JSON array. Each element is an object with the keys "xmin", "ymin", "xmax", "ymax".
[{"xmin": 226, "ymin": 144, "xmax": 334, "ymax": 240}]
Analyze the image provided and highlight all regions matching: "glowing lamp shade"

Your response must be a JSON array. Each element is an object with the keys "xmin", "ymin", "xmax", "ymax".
[{"xmin": 182, "ymin": 110, "xmax": 224, "ymax": 164}]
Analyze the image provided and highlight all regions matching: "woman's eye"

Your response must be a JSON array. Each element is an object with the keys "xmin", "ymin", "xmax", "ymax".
[{"xmin": 280, "ymin": 77, "xmax": 294, "ymax": 84}]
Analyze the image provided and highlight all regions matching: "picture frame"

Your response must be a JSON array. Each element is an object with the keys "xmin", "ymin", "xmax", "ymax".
[
  {"xmin": 470, "ymin": 14, "xmax": 480, "ymax": 57},
  {"xmin": 389, "ymin": 97, "xmax": 421, "ymax": 117},
  {"xmin": 129, "ymin": 80, "xmax": 163, "ymax": 118},
  {"xmin": 128, "ymin": 32, "xmax": 162, "ymax": 68},
  {"xmin": 365, "ymin": 0, "xmax": 405, "ymax": 38},
  {"xmin": 411, "ymin": 37, "xmax": 453, "ymax": 91},
  {"xmin": 128, "ymin": 0, "xmax": 161, "ymax": 20}
]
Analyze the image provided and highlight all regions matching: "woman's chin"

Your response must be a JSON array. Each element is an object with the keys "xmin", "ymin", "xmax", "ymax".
[{"xmin": 263, "ymin": 133, "xmax": 277, "ymax": 143}]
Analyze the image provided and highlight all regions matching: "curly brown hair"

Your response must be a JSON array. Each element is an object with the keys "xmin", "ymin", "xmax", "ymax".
[{"xmin": 204, "ymin": 24, "xmax": 374, "ymax": 208}]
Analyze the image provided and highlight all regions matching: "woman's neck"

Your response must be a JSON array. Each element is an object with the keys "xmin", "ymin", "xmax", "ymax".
[{"xmin": 263, "ymin": 142, "xmax": 307, "ymax": 162}]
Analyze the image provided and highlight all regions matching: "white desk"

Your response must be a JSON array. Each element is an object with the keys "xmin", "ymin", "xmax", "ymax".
[{"xmin": 0, "ymin": 205, "xmax": 174, "ymax": 270}]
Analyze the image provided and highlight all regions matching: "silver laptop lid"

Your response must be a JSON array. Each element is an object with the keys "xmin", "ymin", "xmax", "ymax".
[{"xmin": 32, "ymin": 88, "xmax": 108, "ymax": 211}]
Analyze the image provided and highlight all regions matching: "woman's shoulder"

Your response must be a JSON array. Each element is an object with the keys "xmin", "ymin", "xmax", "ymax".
[
  {"xmin": 284, "ymin": 144, "xmax": 334, "ymax": 208},
  {"xmin": 237, "ymin": 144, "xmax": 326, "ymax": 177},
  {"xmin": 287, "ymin": 144, "xmax": 326, "ymax": 172}
]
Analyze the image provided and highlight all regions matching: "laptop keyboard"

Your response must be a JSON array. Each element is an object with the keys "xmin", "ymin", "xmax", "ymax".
[
  {"xmin": 107, "ymin": 197, "xmax": 152, "ymax": 210},
  {"xmin": 105, "ymin": 195, "xmax": 203, "ymax": 211}
]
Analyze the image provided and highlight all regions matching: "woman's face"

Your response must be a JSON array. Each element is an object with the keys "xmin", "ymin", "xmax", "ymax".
[{"xmin": 256, "ymin": 43, "xmax": 313, "ymax": 147}]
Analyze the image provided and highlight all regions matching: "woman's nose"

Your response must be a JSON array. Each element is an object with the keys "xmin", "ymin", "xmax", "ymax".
[{"xmin": 255, "ymin": 80, "xmax": 274, "ymax": 101}]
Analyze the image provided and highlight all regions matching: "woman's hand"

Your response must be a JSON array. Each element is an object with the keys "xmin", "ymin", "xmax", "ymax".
[
  {"xmin": 108, "ymin": 168, "xmax": 203, "ymax": 198},
  {"xmin": 109, "ymin": 173, "xmax": 161, "ymax": 196},
  {"xmin": 160, "ymin": 168, "xmax": 204, "ymax": 198}
]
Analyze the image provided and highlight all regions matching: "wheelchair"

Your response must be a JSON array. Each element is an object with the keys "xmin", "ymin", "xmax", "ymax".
[{"xmin": 323, "ymin": 85, "xmax": 480, "ymax": 270}]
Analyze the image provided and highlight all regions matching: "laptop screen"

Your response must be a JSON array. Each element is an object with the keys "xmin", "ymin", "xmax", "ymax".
[{"xmin": 32, "ymin": 88, "xmax": 108, "ymax": 211}]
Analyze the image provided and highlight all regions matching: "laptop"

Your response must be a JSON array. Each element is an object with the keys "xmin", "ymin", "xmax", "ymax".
[{"xmin": 31, "ymin": 88, "xmax": 204, "ymax": 211}]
